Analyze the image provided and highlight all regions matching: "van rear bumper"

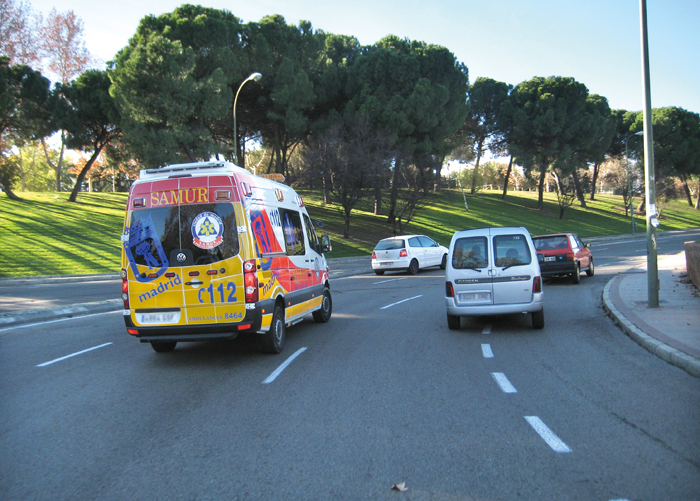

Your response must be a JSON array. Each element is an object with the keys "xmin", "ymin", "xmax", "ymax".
[
  {"xmin": 124, "ymin": 300, "xmax": 274, "ymax": 342},
  {"xmin": 445, "ymin": 295, "xmax": 543, "ymax": 317}
]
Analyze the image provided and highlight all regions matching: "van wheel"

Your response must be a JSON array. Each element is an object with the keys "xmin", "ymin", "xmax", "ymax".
[
  {"xmin": 408, "ymin": 259, "xmax": 419, "ymax": 275},
  {"xmin": 313, "ymin": 288, "xmax": 332, "ymax": 323},
  {"xmin": 374, "ymin": 270, "xmax": 385, "ymax": 276},
  {"xmin": 532, "ymin": 309, "xmax": 545, "ymax": 329},
  {"xmin": 586, "ymin": 258, "xmax": 595, "ymax": 277},
  {"xmin": 261, "ymin": 305, "xmax": 286, "ymax": 354},
  {"xmin": 151, "ymin": 341, "xmax": 177, "ymax": 353},
  {"xmin": 572, "ymin": 264, "xmax": 581, "ymax": 284},
  {"xmin": 447, "ymin": 314, "xmax": 460, "ymax": 330},
  {"xmin": 440, "ymin": 254, "xmax": 447, "ymax": 270}
]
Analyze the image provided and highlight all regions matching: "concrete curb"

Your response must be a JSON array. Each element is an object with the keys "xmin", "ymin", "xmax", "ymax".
[
  {"xmin": 602, "ymin": 276, "xmax": 700, "ymax": 378},
  {"xmin": 0, "ymin": 299, "xmax": 122, "ymax": 330}
]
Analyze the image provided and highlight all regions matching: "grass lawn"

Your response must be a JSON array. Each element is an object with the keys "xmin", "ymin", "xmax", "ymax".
[{"xmin": 2, "ymin": 188, "xmax": 699, "ymax": 277}]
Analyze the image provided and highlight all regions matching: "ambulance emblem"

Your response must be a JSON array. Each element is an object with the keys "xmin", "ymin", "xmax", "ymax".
[{"xmin": 192, "ymin": 212, "xmax": 224, "ymax": 249}]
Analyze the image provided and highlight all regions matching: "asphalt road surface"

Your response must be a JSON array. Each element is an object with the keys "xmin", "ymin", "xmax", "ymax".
[{"xmin": 1, "ymin": 231, "xmax": 699, "ymax": 500}]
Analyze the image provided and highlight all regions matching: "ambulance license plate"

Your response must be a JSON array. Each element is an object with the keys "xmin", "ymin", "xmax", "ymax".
[{"xmin": 137, "ymin": 311, "xmax": 181, "ymax": 325}]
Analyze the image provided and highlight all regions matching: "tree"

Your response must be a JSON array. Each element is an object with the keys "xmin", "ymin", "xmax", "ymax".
[
  {"xmin": 58, "ymin": 69, "xmax": 121, "ymax": 202},
  {"xmin": 0, "ymin": 57, "xmax": 53, "ymax": 199},
  {"xmin": 462, "ymin": 77, "xmax": 510, "ymax": 194},
  {"xmin": 501, "ymin": 76, "xmax": 610, "ymax": 210},
  {"xmin": 630, "ymin": 107, "xmax": 700, "ymax": 208},
  {"xmin": 0, "ymin": 0, "xmax": 41, "ymax": 66}
]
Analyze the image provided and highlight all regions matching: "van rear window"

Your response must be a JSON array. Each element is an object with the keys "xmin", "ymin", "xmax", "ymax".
[
  {"xmin": 125, "ymin": 203, "xmax": 239, "ymax": 269},
  {"xmin": 452, "ymin": 236, "xmax": 488, "ymax": 269},
  {"xmin": 494, "ymin": 234, "xmax": 531, "ymax": 267}
]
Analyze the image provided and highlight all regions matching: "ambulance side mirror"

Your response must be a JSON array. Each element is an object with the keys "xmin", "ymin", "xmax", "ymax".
[{"xmin": 321, "ymin": 235, "xmax": 332, "ymax": 254}]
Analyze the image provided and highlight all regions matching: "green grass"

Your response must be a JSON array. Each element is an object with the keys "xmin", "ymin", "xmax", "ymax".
[{"xmin": 2, "ymin": 188, "xmax": 699, "ymax": 277}]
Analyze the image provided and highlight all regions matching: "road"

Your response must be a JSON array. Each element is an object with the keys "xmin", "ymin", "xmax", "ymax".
[{"xmin": 1, "ymin": 231, "xmax": 699, "ymax": 500}]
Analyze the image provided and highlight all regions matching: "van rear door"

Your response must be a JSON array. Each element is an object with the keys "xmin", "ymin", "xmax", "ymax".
[
  {"xmin": 490, "ymin": 230, "xmax": 535, "ymax": 305},
  {"xmin": 450, "ymin": 234, "xmax": 493, "ymax": 305}
]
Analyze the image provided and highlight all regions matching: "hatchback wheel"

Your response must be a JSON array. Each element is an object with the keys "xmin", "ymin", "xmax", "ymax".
[
  {"xmin": 440, "ymin": 254, "xmax": 447, "ymax": 270},
  {"xmin": 586, "ymin": 258, "xmax": 595, "ymax": 277},
  {"xmin": 408, "ymin": 259, "xmax": 419, "ymax": 275},
  {"xmin": 572, "ymin": 264, "xmax": 581, "ymax": 284},
  {"xmin": 374, "ymin": 270, "xmax": 385, "ymax": 276}
]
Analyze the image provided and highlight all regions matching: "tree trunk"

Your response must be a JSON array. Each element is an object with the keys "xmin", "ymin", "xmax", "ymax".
[
  {"xmin": 470, "ymin": 140, "xmax": 483, "ymax": 195},
  {"xmin": 681, "ymin": 177, "xmax": 693, "ymax": 207},
  {"xmin": 69, "ymin": 145, "xmax": 104, "ymax": 202},
  {"xmin": 537, "ymin": 165, "xmax": 547, "ymax": 210},
  {"xmin": 374, "ymin": 187, "xmax": 382, "ymax": 215},
  {"xmin": 571, "ymin": 170, "xmax": 587, "ymax": 208},
  {"xmin": 696, "ymin": 179, "xmax": 700, "ymax": 210},
  {"xmin": 387, "ymin": 157, "xmax": 400, "ymax": 224},
  {"xmin": 0, "ymin": 181, "xmax": 24, "ymax": 201},
  {"xmin": 589, "ymin": 162, "xmax": 599, "ymax": 200},
  {"xmin": 343, "ymin": 206, "xmax": 351, "ymax": 238},
  {"xmin": 501, "ymin": 155, "xmax": 513, "ymax": 199},
  {"xmin": 42, "ymin": 135, "xmax": 66, "ymax": 192}
]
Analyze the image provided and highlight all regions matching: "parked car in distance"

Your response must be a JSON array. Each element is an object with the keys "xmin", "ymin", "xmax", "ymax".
[
  {"xmin": 532, "ymin": 233, "xmax": 593, "ymax": 284},
  {"xmin": 445, "ymin": 226, "xmax": 544, "ymax": 329},
  {"xmin": 371, "ymin": 235, "xmax": 448, "ymax": 275}
]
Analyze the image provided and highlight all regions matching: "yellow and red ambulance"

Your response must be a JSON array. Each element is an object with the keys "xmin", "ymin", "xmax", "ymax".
[{"xmin": 120, "ymin": 161, "xmax": 333, "ymax": 354}]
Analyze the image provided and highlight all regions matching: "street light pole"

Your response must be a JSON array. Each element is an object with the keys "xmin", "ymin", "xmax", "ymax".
[
  {"xmin": 625, "ymin": 131, "xmax": 644, "ymax": 234},
  {"xmin": 233, "ymin": 72, "xmax": 262, "ymax": 167},
  {"xmin": 639, "ymin": 0, "xmax": 659, "ymax": 308}
]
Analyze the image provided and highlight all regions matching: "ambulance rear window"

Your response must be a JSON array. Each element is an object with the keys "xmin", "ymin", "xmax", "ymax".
[{"xmin": 125, "ymin": 203, "xmax": 239, "ymax": 269}]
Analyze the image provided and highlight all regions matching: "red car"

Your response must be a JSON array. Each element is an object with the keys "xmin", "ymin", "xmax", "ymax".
[{"xmin": 532, "ymin": 233, "xmax": 594, "ymax": 284}]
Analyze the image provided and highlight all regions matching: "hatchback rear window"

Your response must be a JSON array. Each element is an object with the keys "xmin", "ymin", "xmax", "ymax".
[
  {"xmin": 375, "ymin": 239, "xmax": 405, "ymax": 251},
  {"xmin": 533, "ymin": 236, "xmax": 569, "ymax": 250}
]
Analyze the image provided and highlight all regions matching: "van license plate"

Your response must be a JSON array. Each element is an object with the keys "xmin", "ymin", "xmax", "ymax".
[
  {"xmin": 460, "ymin": 292, "xmax": 491, "ymax": 302},
  {"xmin": 137, "ymin": 311, "xmax": 181, "ymax": 325}
]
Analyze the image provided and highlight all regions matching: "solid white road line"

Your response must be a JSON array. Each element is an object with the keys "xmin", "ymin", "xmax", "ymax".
[
  {"xmin": 262, "ymin": 347, "xmax": 307, "ymax": 384},
  {"xmin": 524, "ymin": 416, "xmax": 572, "ymax": 453},
  {"xmin": 37, "ymin": 342, "xmax": 113, "ymax": 367},
  {"xmin": 482, "ymin": 324, "xmax": 492, "ymax": 334},
  {"xmin": 491, "ymin": 372, "xmax": 517, "ymax": 393},
  {"xmin": 481, "ymin": 344, "xmax": 494, "ymax": 358},
  {"xmin": 380, "ymin": 295, "xmax": 423, "ymax": 310}
]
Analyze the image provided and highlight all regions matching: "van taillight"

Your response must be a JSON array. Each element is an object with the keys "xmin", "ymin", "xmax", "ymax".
[
  {"xmin": 533, "ymin": 276, "xmax": 542, "ymax": 293},
  {"xmin": 121, "ymin": 268, "xmax": 130, "ymax": 309},
  {"xmin": 244, "ymin": 260, "xmax": 259, "ymax": 303},
  {"xmin": 446, "ymin": 281, "xmax": 455, "ymax": 297},
  {"xmin": 400, "ymin": 249, "xmax": 408, "ymax": 257}
]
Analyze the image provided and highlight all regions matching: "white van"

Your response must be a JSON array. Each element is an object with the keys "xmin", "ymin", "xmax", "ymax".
[
  {"xmin": 445, "ymin": 227, "xmax": 544, "ymax": 329},
  {"xmin": 121, "ymin": 161, "xmax": 333, "ymax": 354}
]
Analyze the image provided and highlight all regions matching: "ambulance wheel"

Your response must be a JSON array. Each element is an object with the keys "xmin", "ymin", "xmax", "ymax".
[
  {"xmin": 447, "ymin": 314, "xmax": 460, "ymax": 330},
  {"xmin": 151, "ymin": 341, "xmax": 177, "ymax": 353},
  {"xmin": 408, "ymin": 259, "xmax": 419, "ymax": 275},
  {"xmin": 313, "ymin": 288, "xmax": 332, "ymax": 323},
  {"xmin": 261, "ymin": 305, "xmax": 286, "ymax": 354},
  {"xmin": 374, "ymin": 270, "xmax": 385, "ymax": 276}
]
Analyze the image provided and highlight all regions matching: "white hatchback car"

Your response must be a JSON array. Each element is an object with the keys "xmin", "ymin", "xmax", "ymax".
[{"xmin": 371, "ymin": 235, "xmax": 449, "ymax": 275}]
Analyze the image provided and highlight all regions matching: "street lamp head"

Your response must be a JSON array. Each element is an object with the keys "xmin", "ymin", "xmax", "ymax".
[{"xmin": 248, "ymin": 72, "xmax": 262, "ymax": 83}]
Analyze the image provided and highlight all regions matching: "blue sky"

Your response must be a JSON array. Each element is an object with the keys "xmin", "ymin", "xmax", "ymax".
[{"xmin": 32, "ymin": 0, "xmax": 700, "ymax": 114}]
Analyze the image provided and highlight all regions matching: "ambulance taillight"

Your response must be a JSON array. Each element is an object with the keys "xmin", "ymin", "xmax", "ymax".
[
  {"xmin": 121, "ymin": 268, "xmax": 129, "ymax": 309},
  {"xmin": 243, "ymin": 260, "xmax": 259, "ymax": 303}
]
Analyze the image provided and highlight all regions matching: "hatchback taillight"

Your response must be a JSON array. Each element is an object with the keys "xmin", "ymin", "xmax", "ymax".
[
  {"xmin": 400, "ymin": 249, "xmax": 408, "ymax": 257},
  {"xmin": 564, "ymin": 253, "xmax": 575, "ymax": 261},
  {"xmin": 446, "ymin": 281, "xmax": 455, "ymax": 297},
  {"xmin": 372, "ymin": 251, "xmax": 376, "ymax": 259},
  {"xmin": 121, "ymin": 268, "xmax": 129, "ymax": 309},
  {"xmin": 244, "ymin": 260, "xmax": 259, "ymax": 303}
]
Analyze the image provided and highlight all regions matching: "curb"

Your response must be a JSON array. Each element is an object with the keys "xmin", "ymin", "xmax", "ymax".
[
  {"xmin": 602, "ymin": 276, "xmax": 700, "ymax": 378},
  {"xmin": 0, "ymin": 299, "xmax": 122, "ymax": 330}
]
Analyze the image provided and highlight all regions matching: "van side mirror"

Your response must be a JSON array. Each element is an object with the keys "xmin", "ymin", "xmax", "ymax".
[{"xmin": 321, "ymin": 235, "xmax": 332, "ymax": 254}]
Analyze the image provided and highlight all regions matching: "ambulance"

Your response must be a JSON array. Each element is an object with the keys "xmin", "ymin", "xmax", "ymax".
[{"xmin": 120, "ymin": 161, "xmax": 333, "ymax": 354}]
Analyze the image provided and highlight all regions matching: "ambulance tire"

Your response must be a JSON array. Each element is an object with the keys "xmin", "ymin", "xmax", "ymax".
[
  {"xmin": 313, "ymin": 288, "xmax": 332, "ymax": 323},
  {"xmin": 261, "ymin": 305, "xmax": 286, "ymax": 354},
  {"xmin": 151, "ymin": 341, "xmax": 177, "ymax": 353}
]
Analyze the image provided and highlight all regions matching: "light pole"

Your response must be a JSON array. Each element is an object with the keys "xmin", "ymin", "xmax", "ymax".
[
  {"xmin": 625, "ymin": 131, "xmax": 644, "ymax": 233},
  {"xmin": 233, "ymin": 72, "xmax": 262, "ymax": 166}
]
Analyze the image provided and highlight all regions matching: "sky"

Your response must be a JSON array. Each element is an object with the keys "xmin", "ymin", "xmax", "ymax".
[{"xmin": 30, "ymin": 0, "xmax": 700, "ymax": 114}]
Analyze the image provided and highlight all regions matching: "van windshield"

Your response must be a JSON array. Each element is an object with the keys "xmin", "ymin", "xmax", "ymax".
[{"xmin": 125, "ymin": 203, "xmax": 240, "ymax": 269}]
